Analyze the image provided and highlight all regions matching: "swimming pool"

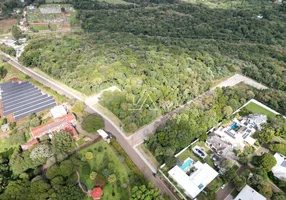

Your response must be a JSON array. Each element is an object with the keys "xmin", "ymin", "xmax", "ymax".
[
  {"xmin": 180, "ymin": 158, "xmax": 193, "ymax": 172},
  {"xmin": 231, "ymin": 123, "xmax": 238, "ymax": 130}
]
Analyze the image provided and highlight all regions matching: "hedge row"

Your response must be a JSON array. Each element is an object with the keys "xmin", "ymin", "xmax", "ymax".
[{"xmin": 110, "ymin": 138, "xmax": 146, "ymax": 184}]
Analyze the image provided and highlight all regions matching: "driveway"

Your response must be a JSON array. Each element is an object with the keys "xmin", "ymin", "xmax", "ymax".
[{"xmin": 216, "ymin": 165, "xmax": 250, "ymax": 200}]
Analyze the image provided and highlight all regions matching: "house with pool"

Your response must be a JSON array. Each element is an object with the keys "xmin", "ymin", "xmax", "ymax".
[
  {"xmin": 213, "ymin": 114, "xmax": 267, "ymax": 150},
  {"xmin": 168, "ymin": 157, "xmax": 218, "ymax": 199}
]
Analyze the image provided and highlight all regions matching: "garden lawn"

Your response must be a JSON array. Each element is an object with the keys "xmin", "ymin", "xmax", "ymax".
[
  {"xmin": 177, "ymin": 141, "xmax": 215, "ymax": 168},
  {"xmin": 77, "ymin": 141, "xmax": 133, "ymax": 200},
  {"xmin": 245, "ymin": 102, "xmax": 277, "ymax": 119}
]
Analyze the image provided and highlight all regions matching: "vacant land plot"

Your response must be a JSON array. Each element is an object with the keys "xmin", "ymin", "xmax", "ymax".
[
  {"xmin": 245, "ymin": 102, "xmax": 277, "ymax": 119},
  {"xmin": 27, "ymin": 4, "xmax": 74, "ymax": 24},
  {"xmin": 0, "ymin": 19, "xmax": 17, "ymax": 34},
  {"xmin": 76, "ymin": 141, "xmax": 134, "ymax": 200}
]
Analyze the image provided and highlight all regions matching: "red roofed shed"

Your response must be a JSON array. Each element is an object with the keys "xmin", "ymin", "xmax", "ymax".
[{"xmin": 90, "ymin": 187, "xmax": 103, "ymax": 200}]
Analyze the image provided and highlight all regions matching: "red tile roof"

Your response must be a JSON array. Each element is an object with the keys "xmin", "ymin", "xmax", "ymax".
[
  {"xmin": 64, "ymin": 123, "xmax": 79, "ymax": 140},
  {"xmin": 31, "ymin": 113, "xmax": 76, "ymax": 138},
  {"xmin": 91, "ymin": 187, "xmax": 103, "ymax": 200},
  {"xmin": 10, "ymin": 77, "xmax": 23, "ymax": 83},
  {"xmin": 21, "ymin": 138, "xmax": 39, "ymax": 151}
]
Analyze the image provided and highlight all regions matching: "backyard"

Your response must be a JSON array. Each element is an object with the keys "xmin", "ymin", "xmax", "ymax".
[
  {"xmin": 75, "ymin": 141, "xmax": 137, "ymax": 200},
  {"xmin": 244, "ymin": 101, "xmax": 277, "ymax": 119},
  {"xmin": 177, "ymin": 141, "xmax": 215, "ymax": 168}
]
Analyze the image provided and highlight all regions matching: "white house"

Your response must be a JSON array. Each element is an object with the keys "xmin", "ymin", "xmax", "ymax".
[
  {"xmin": 50, "ymin": 105, "xmax": 68, "ymax": 119},
  {"xmin": 214, "ymin": 114, "xmax": 267, "ymax": 150},
  {"xmin": 234, "ymin": 185, "xmax": 266, "ymax": 200},
  {"xmin": 97, "ymin": 129, "xmax": 110, "ymax": 143},
  {"xmin": 272, "ymin": 153, "xmax": 286, "ymax": 180},
  {"xmin": 168, "ymin": 161, "xmax": 218, "ymax": 199}
]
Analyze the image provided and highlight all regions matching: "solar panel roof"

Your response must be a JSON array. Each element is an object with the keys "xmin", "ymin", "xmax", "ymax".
[{"xmin": 0, "ymin": 81, "xmax": 56, "ymax": 120}]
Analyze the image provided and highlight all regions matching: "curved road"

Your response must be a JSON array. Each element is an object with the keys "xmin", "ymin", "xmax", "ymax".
[{"xmin": 0, "ymin": 51, "xmax": 178, "ymax": 199}]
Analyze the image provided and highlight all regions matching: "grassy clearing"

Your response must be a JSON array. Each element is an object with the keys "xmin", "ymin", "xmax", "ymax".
[
  {"xmin": 245, "ymin": 102, "xmax": 277, "ymax": 119},
  {"xmin": 76, "ymin": 141, "xmax": 133, "ymax": 200},
  {"xmin": 30, "ymin": 24, "xmax": 57, "ymax": 31}
]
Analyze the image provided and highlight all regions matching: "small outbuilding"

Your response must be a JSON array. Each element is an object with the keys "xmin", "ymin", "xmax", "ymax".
[
  {"xmin": 97, "ymin": 129, "xmax": 110, "ymax": 143},
  {"xmin": 1, "ymin": 124, "xmax": 9, "ymax": 132},
  {"xmin": 90, "ymin": 187, "xmax": 103, "ymax": 200},
  {"xmin": 50, "ymin": 105, "xmax": 68, "ymax": 119}
]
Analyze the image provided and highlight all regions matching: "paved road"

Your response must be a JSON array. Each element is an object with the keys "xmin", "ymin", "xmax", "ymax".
[
  {"xmin": 0, "ymin": 51, "xmax": 177, "ymax": 199},
  {"xmin": 129, "ymin": 74, "xmax": 268, "ymax": 146}
]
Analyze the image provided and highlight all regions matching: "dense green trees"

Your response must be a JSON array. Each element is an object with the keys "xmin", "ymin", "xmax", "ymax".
[
  {"xmin": 146, "ymin": 86, "xmax": 253, "ymax": 163},
  {"xmin": 81, "ymin": 114, "xmax": 104, "ymax": 133},
  {"xmin": 0, "ymin": 44, "xmax": 16, "ymax": 57},
  {"xmin": 11, "ymin": 25, "xmax": 22, "ymax": 40},
  {"xmin": 255, "ymin": 153, "xmax": 277, "ymax": 172},
  {"xmin": 51, "ymin": 131, "xmax": 73, "ymax": 154},
  {"xmin": 131, "ymin": 182, "xmax": 166, "ymax": 200}
]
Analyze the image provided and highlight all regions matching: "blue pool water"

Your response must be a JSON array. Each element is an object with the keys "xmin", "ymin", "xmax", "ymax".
[
  {"xmin": 180, "ymin": 159, "xmax": 193, "ymax": 172},
  {"xmin": 231, "ymin": 123, "xmax": 238, "ymax": 130}
]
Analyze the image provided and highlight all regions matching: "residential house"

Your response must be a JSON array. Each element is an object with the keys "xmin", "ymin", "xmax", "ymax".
[
  {"xmin": 272, "ymin": 153, "xmax": 286, "ymax": 181},
  {"xmin": 214, "ymin": 114, "xmax": 267, "ymax": 150},
  {"xmin": 21, "ymin": 138, "xmax": 39, "ymax": 151},
  {"xmin": 31, "ymin": 113, "xmax": 77, "ymax": 139},
  {"xmin": 234, "ymin": 185, "xmax": 266, "ymax": 200},
  {"xmin": 168, "ymin": 159, "xmax": 218, "ymax": 199}
]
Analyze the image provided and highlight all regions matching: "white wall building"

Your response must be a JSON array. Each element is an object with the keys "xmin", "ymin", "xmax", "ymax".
[
  {"xmin": 272, "ymin": 153, "xmax": 286, "ymax": 181},
  {"xmin": 97, "ymin": 129, "xmax": 110, "ymax": 143},
  {"xmin": 234, "ymin": 185, "xmax": 266, "ymax": 200},
  {"xmin": 168, "ymin": 161, "xmax": 218, "ymax": 199},
  {"xmin": 50, "ymin": 105, "xmax": 68, "ymax": 119},
  {"xmin": 214, "ymin": 114, "xmax": 267, "ymax": 150}
]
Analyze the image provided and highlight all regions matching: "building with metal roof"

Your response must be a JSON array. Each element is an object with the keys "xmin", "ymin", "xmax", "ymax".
[{"xmin": 0, "ymin": 80, "xmax": 56, "ymax": 121}]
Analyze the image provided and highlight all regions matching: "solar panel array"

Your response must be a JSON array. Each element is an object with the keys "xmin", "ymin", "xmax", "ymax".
[{"xmin": 0, "ymin": 81, "xmax": 56, "ymax": 120}]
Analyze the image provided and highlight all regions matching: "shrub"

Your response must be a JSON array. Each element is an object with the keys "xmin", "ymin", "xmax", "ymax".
[
  {"xmin": 90, "ymin": 171, "xmax": 97, "ymax": 180},
  {"xmin": 85, "ymin": 152, "xmax": 94, "ymax": 160},
  {"xmin": 81, "ymin": 114, "xmax": 104, "ymax": 133},
  {"xmin": 108, "ymin": 174, "xmax": 116, "ymax": 183},
  {"xmin": 94, "ymin": 174, "xmax": 107, "ymax": 188}
]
